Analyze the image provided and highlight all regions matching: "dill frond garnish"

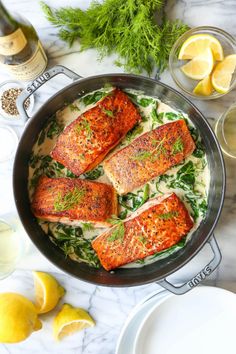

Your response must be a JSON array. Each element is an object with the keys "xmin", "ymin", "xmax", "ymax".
[
  {"xmin": 41, "ymin": 1, "xmax": 188, "ymax": 75},
  {"xmin": 76, "ymin": 118, "xmax": 92, "ymax": 138},
  {"xmin": 54, "ymin": 187, "xmax": 85, "ymax": 211},
  {"xmin": 171, "ymin": 137, "xmax": 184, "ymax": 154},
  {"xmin": 107, "ymin": 216, "xmax": 125, "ymax": 242},
  {"xmin": 102, "ymin": 108, "xmax": 114, "ymax": 117},
  {"xmin": 158, "ymin": 211, "xmax": 179, "ymax": 220},
  {"xmin": 132, "ymin": 137, "xmax": 167, "ymax": 162}
]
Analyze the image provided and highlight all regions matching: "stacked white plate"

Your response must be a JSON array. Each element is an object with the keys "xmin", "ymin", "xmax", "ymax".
[{"xmin": 116, "ymin": 286, "xmax": 236, "ymax": 354}]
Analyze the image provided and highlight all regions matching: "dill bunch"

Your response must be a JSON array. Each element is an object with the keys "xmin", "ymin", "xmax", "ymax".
[{"xmin": 41, "ymin": 0, "xmax": 188, "ymax": 75}]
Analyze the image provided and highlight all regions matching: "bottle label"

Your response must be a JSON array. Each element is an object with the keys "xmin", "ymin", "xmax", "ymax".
[
  {"xmin": 0, "ymin": 28, "xmax": 27, "ymax": 56},
  {"xmin": 0, "ymin": 41, "xmax": 48, "ymax": 81}
]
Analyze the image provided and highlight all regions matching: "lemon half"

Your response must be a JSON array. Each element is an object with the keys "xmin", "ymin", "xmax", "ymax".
[
  {"xmin": 53, "ymin": 303, "xmax": 95, "ymax": 340},
  {"xmin": 178, "ymin": 33, "xmax": 224, "ymax": 61},
  {"xmin": 33, "ymin": 271, "xmax": 65, "ymax": 314},
  {"xmin": 0, "ymin": 292, "xmax": 42, "ymax": 343},
  {"xmin": 181, "ymin": 47, "xmax": 214, "ymax": 80},
  {"xmin": 212, "ymin": 54, "xmax": 236, "ymax": 93}
]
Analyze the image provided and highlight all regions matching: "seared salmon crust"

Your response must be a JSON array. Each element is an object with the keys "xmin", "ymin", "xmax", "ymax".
[
  {"xmin": 51, "ymin": 89, "xmax": 141, "ymax": 176},
  {"xmin": 31, "ymin": 176, "xmax": 118, "ymax": 227},
  {"xmin": 104, "ymin": 119, "xmax": 196, "ymax": 194},
  {"xmin": 92, "ymin": 193, "xmax": 193, "ymax": 271}
]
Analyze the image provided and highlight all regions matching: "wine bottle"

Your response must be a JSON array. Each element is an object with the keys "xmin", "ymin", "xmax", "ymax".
[{"xmin": 0, "ymin": 1, "xmax": 48, "ymax": 81}]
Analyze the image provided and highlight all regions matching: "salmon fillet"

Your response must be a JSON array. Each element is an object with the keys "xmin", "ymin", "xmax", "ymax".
[
  {"xmin": 104, "ymin": 119, "xmax": 196, "ymax": 194},
  {"xmin": 31, "ymin": 176, "xmax": 117, "ymax": 227},
  {"xmin": 92, "ymin": 193, "xmax": 193, "ymax": 271},
  {"xmin": 51, "ymin": 89, "xmax": 141, "ymax": 176}
]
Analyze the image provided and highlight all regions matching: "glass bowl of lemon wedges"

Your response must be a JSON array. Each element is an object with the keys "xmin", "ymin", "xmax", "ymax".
[{"xmin": 169, "ymin": 26, "xmax": 236, "ymax": 99}]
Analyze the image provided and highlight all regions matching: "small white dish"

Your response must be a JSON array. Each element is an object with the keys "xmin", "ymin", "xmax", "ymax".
[
  {"xmin": 134, "ymin": 286, "xmax": 236, "ymax": 354},
  {"xmin": 0, "ymin": 80, "xmax": 34, "ymax": 126},
  {"xmin": 115, "ymin": 289, "xmax": 170, "ymax": 354}
]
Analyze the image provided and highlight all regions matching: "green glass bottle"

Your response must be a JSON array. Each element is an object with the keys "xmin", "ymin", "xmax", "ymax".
[{"xmin": 0, "ymin": 1, "xmax": 48, "ymax": 81}]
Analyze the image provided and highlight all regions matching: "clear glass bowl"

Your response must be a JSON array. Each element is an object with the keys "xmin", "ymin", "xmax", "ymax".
[{"xmin": 169, "ymin": 26, "xmax": 236, "ymax": 100}]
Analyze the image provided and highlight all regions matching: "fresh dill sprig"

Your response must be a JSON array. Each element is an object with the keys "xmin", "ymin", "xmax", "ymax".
[
  {"xmin": 54, "ymin": 187, "xmax": 85, "ymax": 211},
  {"xmin": 102, "ymin": 108, "xmax": 114, "ymax": 117},
  {"xmin": 172, "ymin": 137, "xmax": 184, "ymax": 154},
  {"xmin": 132, "ymin": 151, "xmax": 153, "ymax": 162},
  {"xmin": 41, "ymin": 0, "xmax": 189, "ymax": 75},
  {"xmin": 158, "ymin": 211, "xmax": 179, "ymax": 220},
  {"xmin": 132, "ymin": 137, "xmax": 166, "ymax": 162},
  {"xmin": 107, "ymin": 216, "xmax": 125, "ymax": 242},
  {"xmin": 76, "ymin": 118, "xmax": 92, "ymax": 138}
]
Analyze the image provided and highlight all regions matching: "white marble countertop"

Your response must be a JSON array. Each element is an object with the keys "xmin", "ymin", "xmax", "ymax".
[{"xmin": 0, "ymin": 0, "xmax": 236, "ymax": 353}]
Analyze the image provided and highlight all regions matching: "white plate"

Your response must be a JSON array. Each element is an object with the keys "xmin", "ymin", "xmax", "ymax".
[
  {"xmin": 134, "ymin": 286, "xmax": 236, "ymax": 354},
  {"xmin": 115, "ymin": 289, "xmax": 170, "ymax": 354}
]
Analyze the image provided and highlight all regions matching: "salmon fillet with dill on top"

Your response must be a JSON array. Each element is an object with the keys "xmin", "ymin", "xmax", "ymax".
[
  {"xmin": 92, "ymin": 193, "xmax": 193, "ymax": 271},
  {"xmin": 51, "ymin": 89, "xmax": 142, "ymax": 176},
  {"xmin": 103, "ymin": 119, "xmax": 196, "ymax": 195},
  {"xmin": 31, "ymin": 176, "xmax": 118, "ymax": 228}
]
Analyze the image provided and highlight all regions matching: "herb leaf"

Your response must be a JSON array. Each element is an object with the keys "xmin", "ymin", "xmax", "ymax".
[
  {"xmin": 125, "ymin": 125, "xmax": 144, "ymax": 143},
  {"xmin": 82, "ymin": 165, "xmax": 104, "ymax": 180},
  {"xmin": 103, "ymin": 108, "xmax": 114, "ymax": 117},
  {"xmin": 77, "ymin": 118, "xmax": 92, "ymax": 138},
  {"xmin": 48, "ymin": 223, "xmax": 100, "ymax": 268},
  {"xmin": 138, "ymin": 98, "xmax": 154, "ymax": 107},
  {"xmin": 171, "ymin": 137, "xmax": 184, "ymax": 154},
  {"xmin": 54, "ymin": 187, "xmax": 85, "ymax": 212},
  {"xmin": 107, "ymin": 216, "xmax": 125, "ymax": 242},
  {"xmin": 132, "ymin": 137, "xmax": 166, "ymax": 162},
  {"xmin": 158, "ymin": 211, "xmax": 179, "ymax": 220},
  {"xmin": 81, "ymin": 222, "xmax": 95, "ymax": 232},
  {"xmin": 82, "ymin": 91, "xmax": 107, "ymax": 105},
  {"xmin": 41, "ymin": 1, "xmax": 188, "ymax": 75},
  {"xmin": 119, "ymin": 184, "xmax": 150, "ymax": 212},
  {"xmin": 151, "ymin": 108, "xmax": 163, "ymax": 124}
]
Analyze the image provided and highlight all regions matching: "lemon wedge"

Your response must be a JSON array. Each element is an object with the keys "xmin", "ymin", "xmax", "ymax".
[
  {"xmin": 33, "ymin": 271, "xmax": 65, "ymax": 314},
  {"xmin": 0, "ymin": 292, "xmax": 42, "ymax": 343},
  {"xmin": 53, "ymin": 303, "xmax": 95, "ymax": 340},
  {"xmin": 211, "ymin": 54, "xmax": 236, "ymax": 93},
  {"xmin": 193, "ymin": 75, "xmax": 214, "ymax": 96},
  {"xmin": 178, "ymin": 34, "xmax": 224, "ymax": 61},
  {"xmin": 181, "ymin": 47, "xmax": 214, "ymax": 80}
]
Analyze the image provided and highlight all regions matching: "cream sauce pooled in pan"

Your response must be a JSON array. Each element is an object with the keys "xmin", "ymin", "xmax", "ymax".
[{"xmin": 28, "ymin": 87, "xmax": 210, "ymax": 269}]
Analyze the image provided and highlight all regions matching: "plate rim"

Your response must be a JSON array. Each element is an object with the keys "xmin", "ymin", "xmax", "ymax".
[{"xmin": 133, "ymin": 286, "xmax": 236, "ymax": 354}]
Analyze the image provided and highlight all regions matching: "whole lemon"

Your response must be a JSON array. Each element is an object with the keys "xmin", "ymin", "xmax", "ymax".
[{"xmin": 0, "ymin": 292, "xmax": 42, "ymax": 343}]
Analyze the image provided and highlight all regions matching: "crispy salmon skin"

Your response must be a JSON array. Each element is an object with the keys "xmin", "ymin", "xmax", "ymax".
[
  {"xmin": 92, "ymin": 193, "xmax": 193, "ymax": 271},
  {"xmin": 104, "ymin": 119, "xmax": 196, "ymax": 194},
  {"xmin": 51, "ymin": 89, "xmax": 141, "ymax": 176},
  {"xmin": 31, "ymin": 176, "xmax": 117, "ymax": 227}
]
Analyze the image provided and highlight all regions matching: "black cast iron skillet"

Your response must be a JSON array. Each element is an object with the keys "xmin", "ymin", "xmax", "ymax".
[{"xmin": 14, "ymin": 65, "xmax": 226, "ymax": 294}]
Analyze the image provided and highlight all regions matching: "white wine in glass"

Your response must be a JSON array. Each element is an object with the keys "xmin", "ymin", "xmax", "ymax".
[
  {"xmin": 0, "ymin": 220, "xmax": 22, "ymax": 280},
  {"xmin": 215, "ymin": 103, "xmax": 236, "ymax": 159}
]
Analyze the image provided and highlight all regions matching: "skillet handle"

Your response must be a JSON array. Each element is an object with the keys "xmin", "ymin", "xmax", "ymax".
[
  {"xmin": 158, "ymin": 235, "xmax": 221, "ymax": 295},
  {"xmin": 16, "ymin": 65, "xmax": 82, "ymax": 122}
]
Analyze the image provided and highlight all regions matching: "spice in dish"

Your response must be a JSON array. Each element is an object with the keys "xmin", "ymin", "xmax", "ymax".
[{"xmin": 0, "ymin": 88, "xmax": 30, "ymax": 117}]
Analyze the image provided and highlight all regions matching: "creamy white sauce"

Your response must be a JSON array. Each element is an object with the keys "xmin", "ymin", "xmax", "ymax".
[{"xmin": 28, "ymin": 87, "xmax": 210, "ymax": 268}]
